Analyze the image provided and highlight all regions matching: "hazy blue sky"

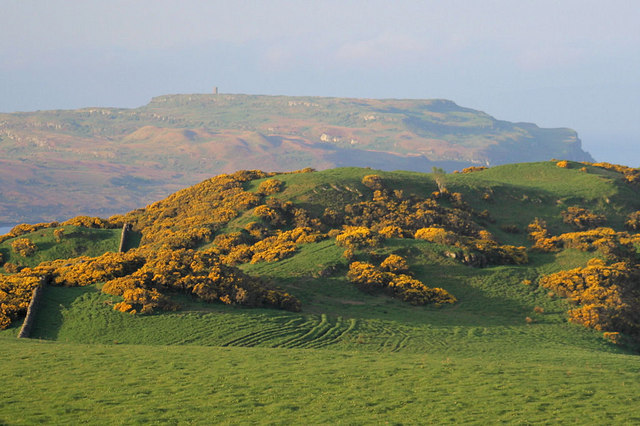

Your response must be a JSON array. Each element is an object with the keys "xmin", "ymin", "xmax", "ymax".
[{"xmin": 2, "ymin": 0, "xmax": 639, "ymax": 165}]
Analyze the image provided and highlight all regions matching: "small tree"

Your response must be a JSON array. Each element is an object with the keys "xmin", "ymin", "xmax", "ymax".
[{"xmin": 431, "ymin": 166, "xmax": 447, "ymax": 193}]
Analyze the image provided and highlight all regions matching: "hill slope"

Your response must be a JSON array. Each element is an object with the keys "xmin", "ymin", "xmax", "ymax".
[
  {"xmin": 0, "ymin": 94, "xmax": 593, "ymax": 223},
  {"xmin": 2, "ymin": 162, "xmax": 640, "ymax": 423},
  {"xmin": 2, "ymin": 161, "xmax": 639, "ymax": 339}
]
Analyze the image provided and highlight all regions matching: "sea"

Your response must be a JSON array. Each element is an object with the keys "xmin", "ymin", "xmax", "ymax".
[{"xmin": 0, "ymin": 226, "xmax": 15, "ymax": 235}]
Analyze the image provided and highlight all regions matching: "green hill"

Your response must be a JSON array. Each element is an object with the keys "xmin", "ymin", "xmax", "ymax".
[
  {"xmin": 0, "ymin": 94, "xmax": 593, "ymax": 223},
  {"xmin": 2, "ymin": 161, "xmax": 640, "ymax": 423}
]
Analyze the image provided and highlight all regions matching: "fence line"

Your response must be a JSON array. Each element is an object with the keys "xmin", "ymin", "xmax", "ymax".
[{"xmin": 17, "ymin": 275, "xmax": 49, "ymax": 339}]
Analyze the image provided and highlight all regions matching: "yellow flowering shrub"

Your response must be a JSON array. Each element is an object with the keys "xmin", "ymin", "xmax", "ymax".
[
  {"xmin": 625, "ymin": 211, "xmax": 640, "ymax": 231},
  {"xmin": 250, "ymin": 238, "xmax": 297, "ymax": 263},
  {"xmin": 0, "ymin": 270, "xmax": 42, "ymax": 329},
  {"xmin": 380, "ymin": 254, "xmax": 409, "ymax": 274},
  {"xmin": 53, "ymin": 228, "xmax": 65, "ymax": 242},
  {"xmin": 101, "ymin": 248, "xmax": 300, "ymax": 312},
  {"xmin": 249, "ymin": 227, "xmax": 323, "ymax": 264},
  {"xmin": 336, "ymin": 226, "xmax": 382, "ymax": 249},
  {"xmin": 213, "ymin": 232, "xmax": 247, "ymax": 253},
  {"xmin": 378, "ymin": 225, "xmax": 405, "ymax": 238},
  {"xmin": 221, "ymin": 244, "xmax": 253, "ymax": 265},
  {"xmin": 562, "ymin": 207, "xmax": 606, "ymax": 230},
  {"xmin": 361, "ymin": 174, "xmax": 385, "ymax": 190},
  {"xmin": 460, "ymin": 166, "xmax": 488, "ymax": 174},
  {"xmin": 527, "ymin": 218, "xmax": 561, "ymax": 252},
  {"xmin": 62, "ymin": 216, "xmax": 114, "ymax": 229},
  {"xmin": 256, "ymin": 179, "xmax": 284, "ymax": 195},
  {"xmin": 539, "ymin": 260, "xmax": 640, "ymax": 334},
  {"xmin": 11, "ymin": 238, "xmax": 37, "ymax": 257},
  {"xmin": 347, "ymin": 261, "xmax": 456, "ymax": 306},
  {"xmin": 414, "ymin": 227, "xmax": 456, "ymax": 245},
  {"xmin": 244, "ymin": 221, "xmax": 269, "ymax": 240}
]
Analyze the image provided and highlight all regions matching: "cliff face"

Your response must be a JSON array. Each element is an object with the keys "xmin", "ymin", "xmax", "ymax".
[{"xmin": 0, "ymin": 94, "xmax": 594, "ymax": 223}]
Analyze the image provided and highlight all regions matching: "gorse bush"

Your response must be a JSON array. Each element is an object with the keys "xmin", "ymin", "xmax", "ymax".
[
  {"xmin": 528, "ymin": 220, "xmax": 636, "ymax": 261},
  {"xmin": 0, "ymin": 273, "xmax": 41, "ymax": 329},
  {"xmin": 414, "ymin": 227, "xmax": 457, "ymax": 245},
  {"xmin": 534, "ymin": 217, "xmax": 640, "ymax": 339},
  {"xmin": 562, "ymin": 207, "xmax": 606, "ymax": 230},
  {"xmin": 380, "ymin": 254, "xmax": 410, "ymax": 274},
  {"xmin": 62, "ymin": 216, "xmax": 116, "ymax": 229},
  {"xmin": 101, "ymin": 248, "xmax": 301, "ymax": 313},
  {"xmin": 347, "ymin": 256, "xmax": 456, "ymax": 306},
  {"xmin": 457, "ymin": 166, "xmax": 488, "ymax": 174},
  {"xmin": 11, "ymin": 238, "xmax": 37, "ymax": 257},
  {"xmin": 361, "ymin": 174, "xmax": 385, "ymax": 190},
  {"xmin": 256, "ymin": 178, "xmax": 284, "ymax": 196},
  {"xmin": 378, "ymin": 225, "xmax": 405, "ymax": 238},
  {"xmin": 625, "ymin": 211, "xmax": 640, "ymax": 231},
  {"xmin": 336, "ymin": 226, "xmax": 382, "ymax": 249},
  {"xmin": 53, "ymin": 228, "xmax": 65, "ymax": 242},
  {"xmin": 539, "ymin": 259, "xmax": 640, "ymax": 335}
]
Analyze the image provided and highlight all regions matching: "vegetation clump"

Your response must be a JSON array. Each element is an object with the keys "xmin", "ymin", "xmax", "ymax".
[
  {"xmin": 61, "ymin": 216, "xmax": 116, "ymax": 229},
  {"xmin": 625, "ymin": 211, "xmax": 640, "ymax": 231},
  {"xmin": 561, "ymin": 206, "xmax": 606, "ymax": 230},
  {"xmin": 347, "ymin": 255, "xmax": 456, "ymax": 306},
  {"xmin": 540, "ymin": 259, "xmax": 640, "ymax": 336},
  {"xmin": 583, "ymin": 161, "xmax": 640, "ymax": 186},
  {"xmin": 336, "ymin": 226, "xmax": 382, "ymax": 250},
  {"xmin": 11, "ymin": 239, "xmax": 37, "ymax": 257},
  {"xmin": 456, "ymin": 166, "xmax": 488, "ymax": 174},
  {"xmin": 256, "ymin": 178, "xmax": 284, "ymax": 196}
]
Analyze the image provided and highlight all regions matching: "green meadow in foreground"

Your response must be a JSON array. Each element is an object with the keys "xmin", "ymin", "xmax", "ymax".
[
  {"xmin": 2, "ymin": 337, "xmax": 640, "ymax": 424},
  {"xmin": 1, "ymin": 161, "xmax": 640, "ymax": 423}
]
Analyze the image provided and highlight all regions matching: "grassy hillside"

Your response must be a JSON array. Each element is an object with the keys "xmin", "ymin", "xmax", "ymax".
[
  {"xmin": 0, "ymin": 94, "xmax": 593, "ymax": 223},
  {"xmin": 0, "ymin": 225, "xmax": 121, "ymax": 268},
  {"xmin": 2, "ymin": 161, "xmax": 640, "ymax": 423}
]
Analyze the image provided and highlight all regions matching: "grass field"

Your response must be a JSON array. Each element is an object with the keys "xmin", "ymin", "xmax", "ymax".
[
  {"xmin": 2, "ymin": 337, "xmax": 640, "ymax": 424},
  {"xmin": 2, "ymin": 163, "xmax": 640, "ymax": 423},
  {"xmin": 1, "ymin": 239, "xmax": 637, "ymax": 423}
]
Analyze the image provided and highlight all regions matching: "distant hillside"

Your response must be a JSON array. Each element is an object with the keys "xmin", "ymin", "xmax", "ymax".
[{"xmin": 0, "ymin": 94, "xmax": 593, "ymax": 223}]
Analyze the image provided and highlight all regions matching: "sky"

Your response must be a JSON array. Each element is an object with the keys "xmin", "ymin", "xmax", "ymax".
[{"xmin": 2, "ymin": 0, "xmax": 639, "ymax": 165}]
